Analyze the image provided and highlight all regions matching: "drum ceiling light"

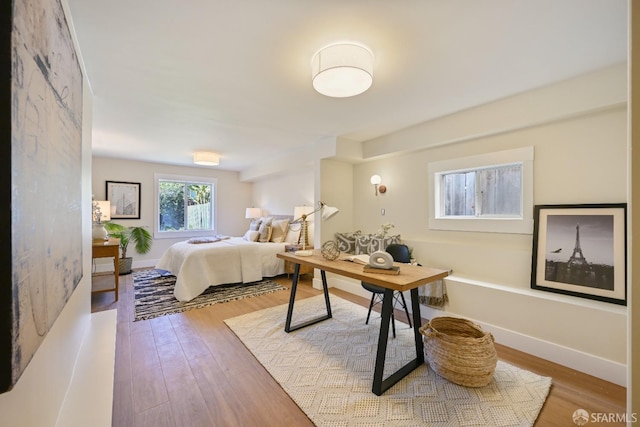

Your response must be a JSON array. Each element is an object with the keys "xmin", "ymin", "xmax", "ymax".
[
  {"xmin": 193, "ymin": 151, "xmax": 220, "ymax": 166},
  {"xmin": 311, "ymin": 43, "xmax": 373, "ymax": 98}
]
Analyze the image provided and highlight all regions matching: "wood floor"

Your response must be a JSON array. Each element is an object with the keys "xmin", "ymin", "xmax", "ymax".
[{"xmin": 91, "ymin": 271, "xmax": 627, "ymax": 427}]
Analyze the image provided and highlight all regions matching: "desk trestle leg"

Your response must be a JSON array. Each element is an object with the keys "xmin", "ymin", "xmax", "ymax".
[
  {"xmin": 284, "ymin": 264, "xmax": 332, "ymax": 333},
  {"xmin": 372, "ymin": 288, "xmax": 424, "ymax": 396}
]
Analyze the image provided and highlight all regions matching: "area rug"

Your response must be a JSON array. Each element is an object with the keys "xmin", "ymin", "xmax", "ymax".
[
  {"xmin": 224, "ymin": 295, "xmax": 552, "ymax": 426},
  {"xmin": 132, "ymin": 269, "xmax": 286, "ymax": 321}
]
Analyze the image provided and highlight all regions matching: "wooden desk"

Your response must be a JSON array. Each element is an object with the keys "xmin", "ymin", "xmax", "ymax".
[
  {"xmin": 277, "ymin": 250, "xmax": 448, "ymax": 396},
  {"xmin": 92, "ymin": 238, "xmax": 120, "ymax": 301}
]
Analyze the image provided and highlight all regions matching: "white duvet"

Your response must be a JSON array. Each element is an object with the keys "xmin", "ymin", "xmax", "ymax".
[{"xmin": 155, "ymin": 237, "xmax": 287, "ymax": 302}]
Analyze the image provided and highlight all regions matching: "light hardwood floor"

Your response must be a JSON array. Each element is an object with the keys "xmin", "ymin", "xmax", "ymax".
[{"xmin": 91, "ymin": 271, "xmax": 627, "ymax": 427}]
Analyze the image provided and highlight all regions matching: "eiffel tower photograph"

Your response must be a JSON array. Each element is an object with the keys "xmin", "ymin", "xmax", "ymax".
[{"xmin": 542, "ymin": 214, "xmax": 615, "ymax": 290}]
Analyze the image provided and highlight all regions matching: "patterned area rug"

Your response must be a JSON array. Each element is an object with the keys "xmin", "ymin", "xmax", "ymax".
[
  {"xmin": 225, "ymin": 295, "xmax": 552, "ymax": 426},
  {"xmin": 132, "ymin": 269, "xmax": 286, "ymax": 321}
]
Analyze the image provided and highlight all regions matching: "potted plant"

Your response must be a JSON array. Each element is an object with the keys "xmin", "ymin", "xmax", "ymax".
[{"xmin": 103, "ymin": 222, "xmax": 153, "ymax": 275}]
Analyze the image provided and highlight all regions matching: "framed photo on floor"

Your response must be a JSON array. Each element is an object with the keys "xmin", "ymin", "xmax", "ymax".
[
  {"xmin": 530, "ymin": 203, "xmax": 627, "ymax": 305},
  {"xmin": 106, "ymin": 180, "xmax": 141, "ymax": 219}
]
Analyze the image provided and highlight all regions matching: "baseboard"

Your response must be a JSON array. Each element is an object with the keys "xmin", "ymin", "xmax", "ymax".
[
  {"xmin": 319, "ymin": 275, "xmax": 627, "ymax": 387},
  {"xmin": 92, "ymin": 258, "xmax": 158, "ymax": 274},
  {"xmin": 56, "ymin": 309, "xmax": 117, "ymax": 427}
]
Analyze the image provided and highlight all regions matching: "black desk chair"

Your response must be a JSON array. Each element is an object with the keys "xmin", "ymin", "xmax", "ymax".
[{"xmin": 361, "ymin": 243, "xmax": 412, "ymax": 338}]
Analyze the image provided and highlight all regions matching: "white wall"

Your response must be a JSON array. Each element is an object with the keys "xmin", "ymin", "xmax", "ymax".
[
  {"xmin": 92, "ymin": 157, "xmax": 253, "ymax": 268},
  {"xmin": 346, "ymin": 65, "xmax": 628, "ymax": 385},
  {"xmin": 251, "ymin": 168, "xmax": 314, "ymax": 217}
]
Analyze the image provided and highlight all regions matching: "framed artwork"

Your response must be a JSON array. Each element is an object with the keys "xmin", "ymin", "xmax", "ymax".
[
  {"xmin": 106, "ymin": 180, "xmax": 141, "ymax": 219},
  {"xmin": 5, "ymin": 0, "xmax": 84, "ymax": 393},
  {"xmin": 531, "ymin": 203, "xmax": 627, "ymax": 305}
]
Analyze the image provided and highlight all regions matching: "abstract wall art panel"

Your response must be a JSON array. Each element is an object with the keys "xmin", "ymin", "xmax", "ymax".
[{"xmin": 0, "ymin": 0, "xmax": 83, "ymax": 392}]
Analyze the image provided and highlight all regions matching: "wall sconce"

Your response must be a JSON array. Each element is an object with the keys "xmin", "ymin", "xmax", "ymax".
[{"xmin": 370, "ymin": 175, "xmax": 386, "ymax": 195}]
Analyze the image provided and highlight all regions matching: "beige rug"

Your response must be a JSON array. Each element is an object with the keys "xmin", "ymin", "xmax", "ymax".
[{"xmin": 224, "ymin": 295, "xmax": 552, "ymax": 426}]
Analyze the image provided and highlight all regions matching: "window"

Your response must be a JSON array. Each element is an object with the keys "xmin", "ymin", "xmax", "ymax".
[
  {"xmin": 440, "ymin": 163, "xmax": 522, "ymax": 218},
  {"xmin": 154, "ymin": 173, "xmax": 216, "ymax": 238},
  {"xmin": 428, "ymin": 147, "xmax": 533, "ymax": 234}
]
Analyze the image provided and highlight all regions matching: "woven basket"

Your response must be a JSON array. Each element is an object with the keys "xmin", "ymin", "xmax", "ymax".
[{"xmin": 419, "ymin": 316, "xmax": 497, "ymax": 387}]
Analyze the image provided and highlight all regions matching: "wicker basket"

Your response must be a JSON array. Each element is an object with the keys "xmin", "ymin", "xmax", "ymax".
[{"xmin": 419, "ymin": 316, "xmax": 497, "ymax": 387}]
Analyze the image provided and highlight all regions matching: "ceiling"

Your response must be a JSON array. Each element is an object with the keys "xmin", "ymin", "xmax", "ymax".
[{"xmin": 66, "ymin": 0, "xmax": 628, "ymax": 176}]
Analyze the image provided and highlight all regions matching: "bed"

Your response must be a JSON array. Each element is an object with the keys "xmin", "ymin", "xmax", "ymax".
[
  {"xmin": 155, "ymin": 215, "xmax": 298, "ymax": 301},
  {"xmin": 156, "ymin": 237, "xmax": 289, "ymax": 301}
]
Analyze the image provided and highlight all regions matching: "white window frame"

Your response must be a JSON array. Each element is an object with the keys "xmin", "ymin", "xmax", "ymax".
[
  {"xmin": 154, "ymin": 173, "xmax": 217, "ymax": 239},
  {"xmin": 428, "ymin": 146, "xmax": 534, "ymax": 234}
]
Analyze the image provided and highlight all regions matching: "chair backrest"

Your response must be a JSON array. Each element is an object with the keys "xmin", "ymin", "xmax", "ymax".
[{"xmin": 385, "ymin": 243, "xmax": 411, "ymax": 263}]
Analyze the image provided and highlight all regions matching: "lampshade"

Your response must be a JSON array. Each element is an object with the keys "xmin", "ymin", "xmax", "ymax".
[
  {"xmin": 245, "ymin": 207, "xmax": 262, "ymax": 219},
  {"xmin": 194, "ymin": 151, "xmax": 220, "ymax": 166},
  {"xmin": 93, "ymin": 200, "xmax": 111, "ymax": 223},
  {"xmin": 311, "ymin": 43, "xmax": 374, "ymax": 98},
  {"xmin": 370, "ymin": 174, "xmax": 382, "ymax": 185},
  {"xmin": 321, "ymin": 205, "xmax": 339, "ymax": 221}
]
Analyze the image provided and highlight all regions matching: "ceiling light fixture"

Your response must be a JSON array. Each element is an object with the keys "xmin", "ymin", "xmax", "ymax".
[
  {"xmin": 193, "ymin": 151, "xmax": 220, "ymax": 166},
  {"xmin": 311, "ymin": 43, "xmax": 374, "ymax": 98}
]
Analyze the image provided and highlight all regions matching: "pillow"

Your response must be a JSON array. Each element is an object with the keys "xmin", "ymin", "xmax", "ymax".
[
  {"xmin": 355, "ymin": 234, "xmax": 402, "ymax": 255},
  {"xmin": 249, "ymin": 218, "xmax": 262, "ymax": 231},
  {"xmin": 243, "ymin": 230, "xmax": 259, "ymax": 242},
  {"xmin": 335, "ymin": 230, "xmax": 361, "ymax": 254},
  {"xmin": 270, "ymin": 218, "xmax": 290, "ymax": 243},
  {"xmin": 258, "ymin": 218, "xmax": 273, "ymax": 242}
]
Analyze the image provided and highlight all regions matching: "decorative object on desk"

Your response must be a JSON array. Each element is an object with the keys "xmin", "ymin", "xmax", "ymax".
[
  {"xmin": 363, "ymin": 264, "xmax": 400, "ymax": 275},
  {"xmin": 363, "ymin": 250, "xmax": 399, "ymax": 274},
  {"xmin": 376, "ymin": 222, "xmax": 394, "ymax": 237},
  {"xmin": 290, "ymin": 201, "xmax": 339, "ymax": 249},
  {"xmin": 320, "ymin": 240, "xmax": 340, "ymax": 260},
  {"xmin": 294, "ymin": 250, "xmax": 313, "ymax": 257},
  {"xmin": 132, "ymin": 269, "xmax": 285, "ymax": 321},
  {"xmin": 530, "ymin": 203, "xmax": 627, "ymax": 305},
  {"xmin": 225, "ymin": 295, "xmax": 551, "ymax": 426},
  {"xmin": 368, "ymin": 250, "xmax": 393, "ymax": 269},
  {"xmin": 92, "ymin": 200, "xmax": 111, "ymax": 241},
  {"xmin": 420, "ymin": 316, "xmax": 498, "ymax": 387},
  {"xmin": 106, "ymin": 180, "xmax": 141, "ymax": 219},
  {"xmin": 103, "ymin": 222, "xmax": 153, "ymax": 274}
]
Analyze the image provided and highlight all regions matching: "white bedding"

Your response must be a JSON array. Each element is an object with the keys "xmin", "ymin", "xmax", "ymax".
[{"xmin": 155, "ymin": 237, "xmax": 287, "ymax": 301}]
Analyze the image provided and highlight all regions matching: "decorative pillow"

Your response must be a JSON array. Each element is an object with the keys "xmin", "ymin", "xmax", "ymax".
[
  {"xmin": 270, "ymin": 218, "xmax": 290, "ymax": 243},
  {"xmin": 249, "ymin": 218, "xmax": 262, "ymax": 231},
  {"xmin": 243, "ymin": 230, "xmax": 260, "ymax": 242},
  {"xmin": 355, "ymin": 234, "xmax": 401, "ymax": 255},
  {"xmin": 335, "ymin": 230, "xmax": 362, "ymax": 254},
  {"xmin": 258, "ymin": 218, "xmax": 273, "ymax": 243}
]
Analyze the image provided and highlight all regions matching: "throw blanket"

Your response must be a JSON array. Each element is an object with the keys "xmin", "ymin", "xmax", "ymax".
[
  {"xmin": 419, "ymin": 278, "xmax": 449, "ymax": 308},
  {"xmin": 156, "ymin": 237, "xmax": 284, "ymax": 302}
]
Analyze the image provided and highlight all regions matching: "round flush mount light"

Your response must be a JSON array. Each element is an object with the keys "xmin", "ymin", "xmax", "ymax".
[
  {"xmin": 311, "ymin": 43, "xmax": 374, "ymax": 98},
  {"xmin": 193, "ymin": 151, "xmax": 220, "ymax": 166}
]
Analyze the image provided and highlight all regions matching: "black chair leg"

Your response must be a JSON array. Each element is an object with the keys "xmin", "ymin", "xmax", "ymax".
[
  {"xmin": 398, "ymin": 292, "xmax": 412, "ymax": 328},
  {"xmin": 365, "ymin": 293, "xmax": 376, "ymax": 325},
  {"xmin": 390, "ymin": 311, "xmax": 396, "ymax": 338}
]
